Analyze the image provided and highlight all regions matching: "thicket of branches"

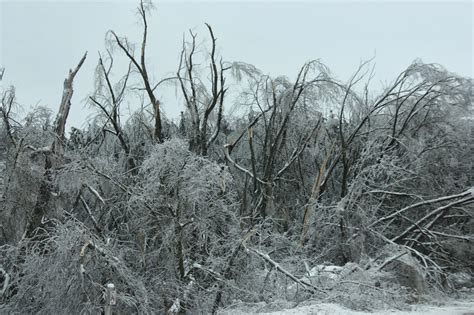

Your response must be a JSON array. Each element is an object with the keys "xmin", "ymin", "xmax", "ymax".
[{"xmin": 0, "ymin": 1, "xmax": 473, "ymax": 313}]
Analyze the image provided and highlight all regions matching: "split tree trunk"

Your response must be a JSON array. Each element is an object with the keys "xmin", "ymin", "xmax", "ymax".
[{"xmin": 27, "ymin": 53, "xmax": 87, "ymax": 238}]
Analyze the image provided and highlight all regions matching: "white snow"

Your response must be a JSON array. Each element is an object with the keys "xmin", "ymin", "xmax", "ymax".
[
  {"xmin": 260, "ymin": 300, "xmax": 474, "ymax": 315},
  {"xmin": 220, "ymin": 299, "xmax": 474, "ymax": 315},
  {"xmin": 467, "ymin": 186, "xmax": 474, "ymax": 196}
]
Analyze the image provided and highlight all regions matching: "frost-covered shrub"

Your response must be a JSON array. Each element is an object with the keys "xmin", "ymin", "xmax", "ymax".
[
  {"xmin": 0, "ymin": 219, "xmax": 154, "ymax": 314},
  {"xmin": 129, "ymin": 139, "xmax": 240, "ymax": 312},
  {"xmin": 0, "ymin": 149, "xmax": 45, "ymax": 244}
]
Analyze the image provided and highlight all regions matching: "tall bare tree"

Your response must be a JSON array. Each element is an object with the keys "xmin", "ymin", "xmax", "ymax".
[
  {"xmin": 111, "ymin": 0, "xmax": 163, "ymax": 142},
  {"xmin": 89, "ymin": 51, "xmax": 137, "ymax": 174},
  {"xmin": 177, "ymin": 24, "xmax": 229, "ymax": 156}
]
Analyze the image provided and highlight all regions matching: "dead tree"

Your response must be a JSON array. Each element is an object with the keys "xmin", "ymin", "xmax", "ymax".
[
  {"xmin": 177, "ymin": 24, "xmax": 229, "ymax": 156},
  {"xmin": 111, "ymin": 0, "xmax": 162, "ymax": 142},
  {"xmin": 89, "ymin": 51, "xmax": 137, "ymax": 174},
  {"xmin": 225, "ymin": 61, "xmax": 326, "ymax": 219},
  {"xmin": 27, "ymin": 52, "xmax": 87, "ymax": 238},
  {"xmin": 52, "ymin": 53, "xmax": 87, "ymax": 157}
]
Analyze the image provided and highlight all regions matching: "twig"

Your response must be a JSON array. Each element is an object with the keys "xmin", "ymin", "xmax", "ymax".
[
  {"xmin": 368, "ymin": 190, "xmax": 423, "ymax": 199},
  {"xmin": 79, "ymin": 196, "xmax": 102, "ymax": 234},
  {"xmin": 85, "ymin": 184, "xmax": 105, "ymax": 205}
]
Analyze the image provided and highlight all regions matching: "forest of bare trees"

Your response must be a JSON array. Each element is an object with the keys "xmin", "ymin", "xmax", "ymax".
[{"xmin": 0, "ymin": 1, "xmax": 473, "ymax": 314}]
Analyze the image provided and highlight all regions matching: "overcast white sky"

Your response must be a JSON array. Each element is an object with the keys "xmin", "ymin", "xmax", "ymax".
[{"xmin": 1, "ymin": 0, "xmax": 472, "ymax": 129}]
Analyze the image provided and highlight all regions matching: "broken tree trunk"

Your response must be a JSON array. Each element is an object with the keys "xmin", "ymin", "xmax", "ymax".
[
  {"xmin": 52, "ymin": 52, "xmax": 87, "ymax": 157},
  {"xmin": 27, "ymin": 53, "xmax": 87, "ymax": 238}
]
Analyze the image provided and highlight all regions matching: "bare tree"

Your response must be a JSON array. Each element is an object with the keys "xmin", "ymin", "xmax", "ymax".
[
  {"xmin": 89, "ymin": 51, "xmax": 137, "ymax": 174},
  {"xmin": 177, "ymin": 24, "xmax": 229, "ymax": 156},
  {"xmin": 110, "ymin": 0, "xmax": 163, "ymax": 142},
  {"xmin": 225, "ymin": 61, "xmax": 329, "ymax": 220}
]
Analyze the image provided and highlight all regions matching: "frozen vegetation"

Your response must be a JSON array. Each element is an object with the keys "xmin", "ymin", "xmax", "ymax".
[{"xmin": 0, "ymin": 1, "xmax": 473, "ymax": 314}]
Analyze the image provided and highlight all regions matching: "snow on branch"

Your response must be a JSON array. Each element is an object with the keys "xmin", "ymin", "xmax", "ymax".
[
  {"xmin": 243, "ymin": 244, "xmax": 327, "ymax": 295},
  {"xmin": 370, "ymin": 188, "xmax": 474, "ymax": 228}
]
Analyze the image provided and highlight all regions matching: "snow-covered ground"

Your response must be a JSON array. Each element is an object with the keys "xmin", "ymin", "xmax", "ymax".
[
  {"xmin": 261, "ymin": 300, "xmax": 474, "ymax": 315},
  {"xmin": 221, "ymin": 298, "xmax": 474, "ymax": 315}
]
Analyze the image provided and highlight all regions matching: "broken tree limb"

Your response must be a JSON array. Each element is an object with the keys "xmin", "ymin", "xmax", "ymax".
[
  {"xmin": 368, "ymin": 190, "xmax": 423, "ymax": 199},
  {"xmin": 429, "ymin": 231, "xmax": 474, "ymax": 241},
  {"xmin": 85, "ymin": 184, "xmax": 105, "ymax": 205},
  {"xmin": 407, "ymin": 193, "xmax": 474, "ymax": 246},
  {"xmin": 377, "ymin": 251, "xmax": 408, "ymax": 271},
  {"xmin": 391, "ymin": 194, "xmax": 474, "ymax": 243},
  {"xmin": 300, "ymin": 141, "xmax": 336, "ymax": 245},
  {"xmin": 224, "ymin": 144, "xmax": 269, "ymax": 185},
  {"xmin": 243, "ymin": 244, "xmax": 327, "ymax": 295},
  {"xmin": 370, "ymin": 228, "xmax": 444, "ymax": 276},
  {"xmin": 189, "ymin": 263, "xmax": 224, "ymax": 282},
  {"xmin": 370, "ymin": 188, "xmax": 474, "ymax": 228},
  {"xmin": 26, "ymin": 53, "xmax": 88, "ymax": 239},
  {"xmin": 79, "ymin": 196, "xmax": 102, "ymax": 234}
]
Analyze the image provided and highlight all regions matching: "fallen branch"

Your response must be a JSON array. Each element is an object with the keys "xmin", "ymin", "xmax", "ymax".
[
  {"xmin": 430, "ymin": 231, "xmax": 474, "ymax": 241},
  {"xmin": 370, "ymin": 188, "xmax": 473, "ymax": 228},
  {"xmin": 392, "ymin": 194, "xmax": 474, "ymax": 243},
  {"xmin": 189, "ymin": 263, "xmax": 224, "ymax": 282},
  {"xmin": 243, "ymin": 245, "xmax": 327, "ymax": 295},
  {"xmin": 79, "ymin": 196, "xmax": 102, "ymax": 234},
  {"xmin": 377, "ymin": 251, "xmax": 408, "ymax": 271},
  {"xmin": 224, "ymin": 144, "xmax": 269, "ymax": 185},
  {"xmin": 368, "ymin": 190, "xmax": 423, "ymax": 199},
  {"xmin": 84, "ymin": 184, "xmax": 105, "ymax": 205},
  {"xmin": 370, "ymin": 228, "xmax": 444, "ymax": 276}
]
